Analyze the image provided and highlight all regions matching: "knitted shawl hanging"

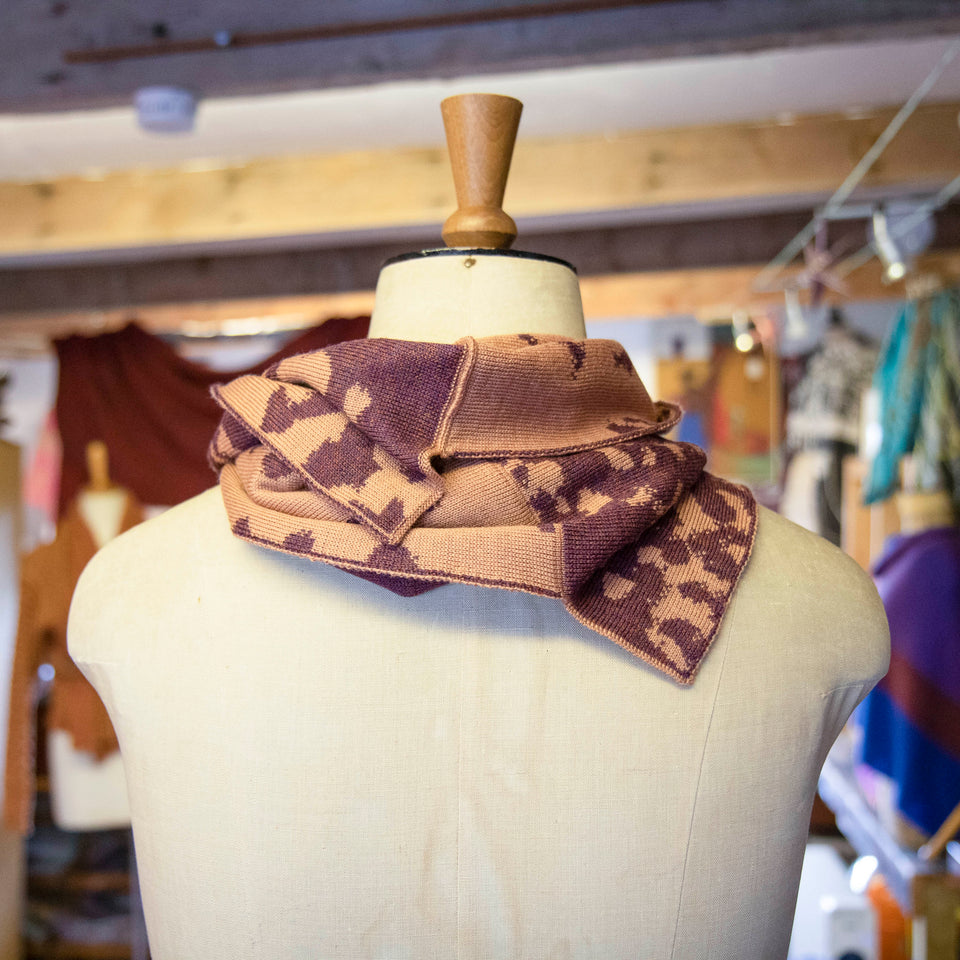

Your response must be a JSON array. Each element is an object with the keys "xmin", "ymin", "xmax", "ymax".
[{"xmin": 209, "ymin": 334, "xmax": 757, "ymax": 684}]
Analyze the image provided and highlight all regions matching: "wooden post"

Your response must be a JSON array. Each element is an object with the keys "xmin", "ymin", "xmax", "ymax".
[{"xmin": 440, "ymin": 93, "xmax": 523, "ymax": 249}]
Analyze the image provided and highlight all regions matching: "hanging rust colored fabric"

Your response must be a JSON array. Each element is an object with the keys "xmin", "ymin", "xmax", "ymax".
[
  {"xmin": 55, "ymin": 317, "xmax": 370, "ymax": 515},
  {"xmin": 209, "ymin": 334, "xmax": 757, "ymax": 684},
  {"xmin": 3, "ymin": 493, "xmax": 143, "ymax": 834}
]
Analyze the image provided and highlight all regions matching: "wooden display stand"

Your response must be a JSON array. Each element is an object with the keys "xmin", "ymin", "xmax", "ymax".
[{"xmin": 840, "ymin": 455, "xmax": 900, "ymax": 571}]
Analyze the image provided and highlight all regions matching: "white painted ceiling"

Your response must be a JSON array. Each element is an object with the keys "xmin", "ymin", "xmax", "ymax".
[{"xmin": 1, "ymin": 34, "xmax": 959, "ymax": 181}]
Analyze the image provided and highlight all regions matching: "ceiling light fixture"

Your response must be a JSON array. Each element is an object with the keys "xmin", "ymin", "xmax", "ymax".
[
  {"xmin": 731, "ymin": 310, "xmax": 755, "ymax": 352},
  {"xmin": 134, "ymin": 86, "xmax": 197, "ymax": 133},
  {"xmin": 869, "ymin": 202, "xmax": 936, "ymax": 284},
  {"xmin": 783, "ymin": 288, "xmax": 808, "ymax": 339},
  {"xmin": 870, "ymin": 207, "xmax": 908, "ymax": 283}
]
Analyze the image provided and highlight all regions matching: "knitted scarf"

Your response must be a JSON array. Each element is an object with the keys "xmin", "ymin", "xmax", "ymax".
[{"xmin": 209, "ymin": 334, "xmax": 757, "ymax": 684}]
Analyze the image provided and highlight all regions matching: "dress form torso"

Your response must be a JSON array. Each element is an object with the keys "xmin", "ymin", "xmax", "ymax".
[
  {"xmin": 367, "ymin": 249, "xmax": 586, "ymax": 342},
  {"xmin": 68, "ymin": 251, "xmax": 889, "ymax": 960},
  {"xmin": 77, "ymin": 488, "xmax": 129, "ymax": 552}
]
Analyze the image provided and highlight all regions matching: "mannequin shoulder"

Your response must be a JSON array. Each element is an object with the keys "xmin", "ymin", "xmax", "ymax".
[
  {"xmin": 746, "ymin": 506, "xmax": 883, "ymax": 606},
  {"xmin": 68, "ymin": 487, "xmax": 232, "ymax": 661},
  {"xmin": 76, "ymin": 486, "xmax": 230, "ymax": 582},
  {"xmin": 731, "ymin": 506, "xmax": 890, "ymax": 688}
]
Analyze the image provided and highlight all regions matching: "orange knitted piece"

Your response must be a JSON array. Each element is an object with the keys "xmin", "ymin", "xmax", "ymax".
[
  {"xmin": 209, "ymin": 335, "xmax": 757, "ymax": 684},
  {"xmin": 3, "ymin": 493, "xmax": 142, "ymax": 834}
]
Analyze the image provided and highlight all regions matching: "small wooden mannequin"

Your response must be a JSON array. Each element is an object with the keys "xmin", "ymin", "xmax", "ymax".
[
  {"xmin": 48, "ymin": 440, "xmax": 130, "ymax": 831},
  {"xmin": 76, "ymin": 440, "xmax": 130, "ymax": 549}
]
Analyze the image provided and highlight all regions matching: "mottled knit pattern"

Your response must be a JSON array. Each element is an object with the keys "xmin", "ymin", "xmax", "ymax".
[{"xmin": 210, "ymin": 335, "xmax": 757, "ymax": 684}]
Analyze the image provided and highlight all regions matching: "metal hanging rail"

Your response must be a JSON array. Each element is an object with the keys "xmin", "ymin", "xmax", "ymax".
[{"xmin": 752, "ymin": 37, "xmax": 960, "ymax": 293}]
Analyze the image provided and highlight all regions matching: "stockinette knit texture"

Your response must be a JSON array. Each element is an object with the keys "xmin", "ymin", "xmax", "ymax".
[{"xmin": 209, "ymin": 334, "xmax": 757, "ymax": 684}]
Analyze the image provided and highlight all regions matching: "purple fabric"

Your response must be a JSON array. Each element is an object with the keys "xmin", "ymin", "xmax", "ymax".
[{"xmin": 872, "ymin": 527, "xmax": 960, "ymax": 702}]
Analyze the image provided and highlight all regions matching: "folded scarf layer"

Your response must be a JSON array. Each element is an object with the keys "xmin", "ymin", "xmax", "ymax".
[{"xmin": 209, "ymin": 334, "xmax": 756, "ymax": 684}]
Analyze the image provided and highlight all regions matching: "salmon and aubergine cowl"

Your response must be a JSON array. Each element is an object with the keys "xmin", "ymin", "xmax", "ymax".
[{"xmin": 209, "ymin": 334, "xmax": 757, "ymax": 684}]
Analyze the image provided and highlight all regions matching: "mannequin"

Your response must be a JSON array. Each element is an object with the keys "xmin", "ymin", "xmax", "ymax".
[
  {"xmin": 68, "ymin": 96, "xmax": 889, "ymax": 959},
  {"xmin": 48, "ymin": 441, "xmax": 130, "ymax": 831}
]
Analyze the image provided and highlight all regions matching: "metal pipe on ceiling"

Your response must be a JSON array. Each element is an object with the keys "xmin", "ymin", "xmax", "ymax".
[{"xmin": 64, "ymin": 0, "xmax": 685, "ymax": 64}]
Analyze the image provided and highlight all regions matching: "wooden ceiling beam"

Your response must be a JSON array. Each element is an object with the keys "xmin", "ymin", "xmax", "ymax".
[
  {"xmin": 3, "ymin": 248, "xmax": 959, "ymax": 355},
  {"xmin": 6, "ymin": 206, "xmax": 960, "ymax": 316},
  {"xmin": 2, "ymin": 101, "xmax": 959, "ymax": 262},
  {"xmin": 4, "ymin": 0, "xmax": 959, "ymax": 112}
]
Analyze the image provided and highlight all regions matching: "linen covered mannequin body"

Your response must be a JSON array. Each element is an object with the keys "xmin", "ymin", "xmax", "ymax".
[{"xmin": 69, "ymin": 250, "xmax": 889, "ymax": 960}]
